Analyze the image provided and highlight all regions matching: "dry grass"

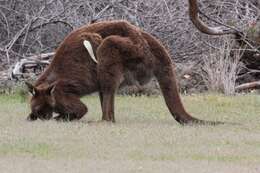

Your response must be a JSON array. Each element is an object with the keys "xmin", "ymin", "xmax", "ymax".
[
  {"xmin": 0, "ymin": 94, "xmax": 259, "ymax": 173},
  {"xmin": 201, "ymin": 37, "xmax": 244, "ymax": 95}
]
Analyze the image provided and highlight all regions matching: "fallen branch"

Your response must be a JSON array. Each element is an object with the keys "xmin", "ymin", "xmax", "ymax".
[
  {"xmin": 235, "ymin": 81, "xmax": 260, "ymax": 91},
  {"xmin": 25, "ymin": 52, "xmax": 55, "ymax": 61},
  {"xmin": 10, "ymin": 52, "xmax": 54, "ymax": 80}
]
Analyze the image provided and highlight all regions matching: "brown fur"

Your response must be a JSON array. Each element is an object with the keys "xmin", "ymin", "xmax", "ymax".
[{"xmin": 26, "ymin": 20, "xmax": 222, "ymax": 125}]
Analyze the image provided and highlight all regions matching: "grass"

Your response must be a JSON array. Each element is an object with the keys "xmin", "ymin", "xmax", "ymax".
[{"xmin": 0, "ymin": 93, "xmax": 259, "ymax": 173}]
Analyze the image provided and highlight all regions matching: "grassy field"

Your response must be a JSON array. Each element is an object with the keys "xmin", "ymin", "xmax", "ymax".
[{"xmin": 0, "ymin": 93, "xmax": 259, "ymax": 173}]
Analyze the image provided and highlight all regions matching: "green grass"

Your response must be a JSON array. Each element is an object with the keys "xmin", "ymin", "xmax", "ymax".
[
  {"xmin": 0, "ymin": 93, "xmax": 259, "ymax": 173},
  {"xmin": 0, "ymin": 141, "xmax": 53, "ymax": 158}
]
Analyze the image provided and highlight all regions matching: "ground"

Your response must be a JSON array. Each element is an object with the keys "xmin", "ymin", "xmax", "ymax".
[{"xmin": 0, "ymin": 93, "xmax": 259, "ymax": 173}]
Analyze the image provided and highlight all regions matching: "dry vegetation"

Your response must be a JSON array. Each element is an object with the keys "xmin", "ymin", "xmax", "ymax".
[
  {"xmin": 0, "ymin": 0, "xmax": 259, "ymax": 94},
  {"xmin": 0, "ymin": 94, "xmax": 259, "ymax": 173}
]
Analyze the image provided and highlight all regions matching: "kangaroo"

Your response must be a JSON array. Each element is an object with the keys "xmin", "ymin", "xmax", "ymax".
[{"xmin": 26, "ymin": 20, "xmax": 223, "ymax": 125}]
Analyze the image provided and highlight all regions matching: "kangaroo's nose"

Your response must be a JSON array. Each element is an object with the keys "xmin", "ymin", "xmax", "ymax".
[{"xmin": 33, "ymin": 105, "xmax": 41, "ymax": 114}]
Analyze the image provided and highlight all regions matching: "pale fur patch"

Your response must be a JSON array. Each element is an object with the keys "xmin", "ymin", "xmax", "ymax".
[{"xmin": 83, "ymin": 40, "xmax": 98, "ymax": 63}]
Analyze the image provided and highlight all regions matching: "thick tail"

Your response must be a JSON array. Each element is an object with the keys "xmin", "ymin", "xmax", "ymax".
[
  {"xmin": 155, "ymin": 64, "xmax": 224, "ymax": 125},
  {"xmin": 141, "ymin": 31, "xmax": 223, "ymax": 125}
]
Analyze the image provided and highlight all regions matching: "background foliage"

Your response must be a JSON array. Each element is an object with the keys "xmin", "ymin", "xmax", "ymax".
[{"xmin": 0, "ymin": 0, "xmax": 259, "ymax": 94}]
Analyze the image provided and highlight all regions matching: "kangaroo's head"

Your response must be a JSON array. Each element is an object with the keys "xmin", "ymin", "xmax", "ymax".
[{"xmin": 25, "ymin": 82, "xmax": 56, "ymax": 121}]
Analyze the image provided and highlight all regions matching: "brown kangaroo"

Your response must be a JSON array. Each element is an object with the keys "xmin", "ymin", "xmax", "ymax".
[{"xmin": 26, "ymin": 19, "xmax": 223, "ymax": 125}]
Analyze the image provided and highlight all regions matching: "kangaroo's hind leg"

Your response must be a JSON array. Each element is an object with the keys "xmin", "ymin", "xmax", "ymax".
[{"xmin": 97, "ymin": 35, "xmax": 140, "ymax": 122}]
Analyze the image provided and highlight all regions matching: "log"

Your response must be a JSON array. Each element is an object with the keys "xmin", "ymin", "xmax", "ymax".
[
  {"xmin": 235, "ymin": 81, "xmax": 260, "ymax": 91},
  {"xmin": 10, "ymin": 52, "xmax": 53, "ymax": 80}
]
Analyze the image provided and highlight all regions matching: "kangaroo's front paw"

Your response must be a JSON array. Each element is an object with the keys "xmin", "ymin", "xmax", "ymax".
[{"xmin": 26, "ymin": 113, "xmax": 38, "ymax": 121}]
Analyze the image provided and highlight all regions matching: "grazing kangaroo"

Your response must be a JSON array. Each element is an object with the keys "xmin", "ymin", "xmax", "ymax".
[
  {"xmin": 26, "ymin": 0, "xmax": 237, "ymax": 125},
  {"xmin": 25, "ymin": 20, "xmax": 217, "ymax": 125}
]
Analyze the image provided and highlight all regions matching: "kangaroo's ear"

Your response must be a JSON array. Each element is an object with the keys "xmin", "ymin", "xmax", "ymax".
[
  {"xmin": 25, "ymin": 82, "xmax": 37, "ymax": 96},
  {"xmin": 46, "ymin": 83, "xmax": 56, "ymax": 96}
]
